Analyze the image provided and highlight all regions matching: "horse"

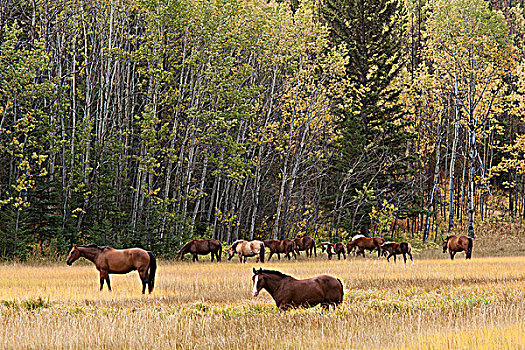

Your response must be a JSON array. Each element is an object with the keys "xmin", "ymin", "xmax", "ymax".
[
  {"xmin": 346, "ymin": 234, "xmax": 365, "ymax": 255},
  {"xmin": 442, "ymin": 235, "xmax": 473, "ymax": 260},
  {"xmin": 346, "ymin": 236, "xmax": 385, "ymax": 258},
  {"xmin": 293, "ymin": 236, "xmax": 317, "ymax": 257},
  {"xmin": 263, "ymin": 239, "xmax": 297, "ymax": 261},
  {"xmin": 66, "ymin": 244, "xmax": 157, "ymax": 294},
  {"xmin": 227, "ymin": 240, "xmax": 265, "ymax": 263},
  {"xmin": 320, "ymin": 242, "xmax": 346, "ymax": 260},
  {"xmin": 176, "ymin": 239, "xmax": 222, "ymax": 262},
  {"xmin": 251, "ymin": 268, "xmax": 343, "ymax": 311},
  {"xmin": 381, "ymin": 242, "xmax": 413, "ymax": 264}
]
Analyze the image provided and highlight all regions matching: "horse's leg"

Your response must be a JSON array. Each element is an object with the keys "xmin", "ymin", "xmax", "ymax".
[
  {"xmin": 402, "ymin": 253, "xmax": 407, "ymax": 264},
  {"xmin": 105, "ymin": 275, "xmax": 112, "ymax": 292},
  {"xmin": 139, "ymin": 268, "xmax": 148, "ymax": 294},
  {"xmin": 393, "ymin": 254, "xmax": 397, "ymax": 264},
  {"xmin": 268, "ymin": 252, "xmax": 273, "ymax": 262},
  {"xmin": 100, "ymin": 271, "xmax": 111, "ymax": 291},
  {"xmin": 277, "ymin": 253, "xmax": 281, "ymax": 260},
  {"xmin": 210, "ymin": 252, "xmax": 214, "ymax": 262},
  {"xmin": 238, "ymin": 253, "xmax": 243, "ymax": 263},
  {"xmin": 450, "ymin": 251, "xmax": 455, "ymax": 260}
]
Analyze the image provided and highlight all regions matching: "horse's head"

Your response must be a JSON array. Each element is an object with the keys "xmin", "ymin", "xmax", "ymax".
[
  {"xmin": 175, "ymin": 249, "xmax": 183, "ymax": 260},
  {"xmin": 347, "ymin": 240, "xmax": 357, "ymax": 248},
  {"xmin": 442, "ymin": 236, "xmax": 452, "ymax": 253},
  {"xmin": 227, "ymin": 246, "xmax": 236, "ymax": 260},
  {"xmin": 252, "ymin": 268, "xmax": 265, "ymax": 297},
  {"xmin": 66, "ymin": 244, "xmax": 80, "ymax": 266}
]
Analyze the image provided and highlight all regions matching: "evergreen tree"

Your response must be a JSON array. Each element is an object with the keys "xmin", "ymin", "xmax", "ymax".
[{"xmin": 322, "ymin": 0, "xmax": 415, "ymax": 236}]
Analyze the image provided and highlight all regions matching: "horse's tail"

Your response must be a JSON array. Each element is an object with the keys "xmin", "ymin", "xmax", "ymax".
[
  {"xmin": 259, "ymin": 242, "xmax": 265, "ymax": 263},
  {"xmin": 313, "ymin": 240, "xmax": 317, "ymax": 257},
  {"xmin": 147, "ymin": 251, "xmax": 157, "ymax": 293},
  {"xmin": 466, "ymin": 238, "xmax": 473, "ymax": 259},
  {"xmin": 217, "ymin": 243, "xmax": 222, "ymax": 262},
  {"xmin": 337, "ymin": 278, "xmax": 344, "ymax": 304}
]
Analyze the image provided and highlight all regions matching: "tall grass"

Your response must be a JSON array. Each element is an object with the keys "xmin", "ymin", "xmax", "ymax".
[{"xmin": 1, "ymin": 253, "xmax": 525, "ymax": 349}]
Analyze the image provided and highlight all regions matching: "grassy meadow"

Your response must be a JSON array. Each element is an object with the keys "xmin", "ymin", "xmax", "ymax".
[{"xmin": 1, "ymin": 230, "xmax": 525, "ymax": 349}]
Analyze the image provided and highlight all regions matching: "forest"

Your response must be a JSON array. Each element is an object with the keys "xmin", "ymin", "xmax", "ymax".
[{"xmin": 0, "ymin": 0, "xmax": 523, "ymax": 258}]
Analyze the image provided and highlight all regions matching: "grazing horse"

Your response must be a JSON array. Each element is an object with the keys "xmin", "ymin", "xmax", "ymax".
[
  {"xmin": 227, "ymin": 240, "xmax": 265, "ymax": 263},
  {"xmin": 251, "ymin": 268, "xmax": 343, "ymax": 311},
  {"xmin": 346, "ymin": 236, "xmax": 385, "ymax": 258},
  {"xmin": 293, "ymin": 236, "xmax": 317, "ymax": 257},
  {"xmin": 66, "ymin": 244, "xmax": 157, "ymax": 294},
  {"xmin": 176, "ymin": 239, "xmax": 222, "ymax": 262},
  {"xmin": 320, "ymin": 242, "xmax": 346, "ymax": 260},
  {"xmin": 346, "ymin": 234, "xmax": 365, "ymax": 255},
  {"xmin": 442, "ymin": 235, "xmax": 473, "ymax": 260},
  {"xmin": 381, "ymin": 242, "xmax": 413, "ymax": 264},
  {"xmin": 263, "ymin": 239, "xmax": 297, "ymax": 261}
]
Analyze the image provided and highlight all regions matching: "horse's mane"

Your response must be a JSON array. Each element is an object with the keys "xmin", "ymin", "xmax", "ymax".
[
  {"xmin": 230, "ymin": 240, "xmax": 245, "ymax": 250},
  {"xmin": 78, "ymin": 244, "xmax": 110, "ymax": 251},
  {"xmin": 258, "ymin": 269, "xmax": 291, "ymax": 278},
  {"xmin": 444, "ymin": 235, "xmax": 455, "ymax": 240},
  {"xmin": 179, "ymin": 240, "xmax": 195, "ymax": 252}
]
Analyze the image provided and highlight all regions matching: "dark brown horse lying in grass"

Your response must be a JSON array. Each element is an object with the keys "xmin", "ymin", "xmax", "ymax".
[
  {"xmin": 381, "ymin": 242, "xmax": 413, "ymax": 264},
  {"xmin": 263, "ymin": 239, "xmax": 296, "ymax": 261},
  {"xmin": 251, "ymin": 268, "xmax": 343, "ymax": 311},
  {"xmin": 227, "ymin": 240, "xmax": 265, "ymax": 263},
  {"xmin": 320, "ymin": 242, "xmax": 346, "ymax": 260},
  {"xmin": 176, "ymin": 239, "xmax": 222, "ymax": 262},
  {"xmin": 66, "ymin": 244, "xmax": 157, "ymax": 294},
  {"xmin": 346, "ymin": 236, "xmax": 385, "ymax": 257},
  {"xmin": 294, "ymin": 236, "xmax": 317, "ymax": 257},
  {"xmin": 443, "ymin": 235, "xmax": 473, "ymax": 260}
]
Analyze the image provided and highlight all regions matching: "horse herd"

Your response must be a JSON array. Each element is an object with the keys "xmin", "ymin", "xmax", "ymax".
[
  {"xmin": 176, "ymin": 235, "xmax": 416, "ymax": 264},
  {"xmin": 65, "ymin": 234, "xmax": 473, "ymax": 310}
]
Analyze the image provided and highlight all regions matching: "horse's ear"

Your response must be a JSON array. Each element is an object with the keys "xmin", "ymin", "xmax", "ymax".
[
  {"xmin": 258, "ymin": 267, "xmax": 262, "ymax": 273},
  {"xmin": 253, "ymin": 267, "xmax": 256, "ymax": 274},
  {"xmin": 73, "ymin": 243, "xmax": 77, "ymax": 248}
]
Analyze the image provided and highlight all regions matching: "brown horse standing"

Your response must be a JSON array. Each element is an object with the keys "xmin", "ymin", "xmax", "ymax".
[
  {"xmin": 442, "ymin": 235, "xmax": 473, "ymax": 260},
  {"xmin": 346, "ymin": 236, "xmax": 385, "ymax": 258},
  {"xmin": 263, "ymin": 239, "xmax": 297, "ymax": 261},
  {"xmin": 66, "ymin": 244, "xmax": 157, "ymax": 294},
  {"xmin": 320, "ymin": 242, "xmax": 346, "ymax": 260},
  {"xmin": 227, "ymin": 240, "xmax": 265, "ymax": 263},
  {"xmin": 381, "ymin": 242, "xmax": 413, "ymax": 264},
  {"xmin": 251, "ymin": 268, "xmax": 343, "ymax": 310},
  {"xmin": 294, "ymin": 236, "xmax": 317, "ymax": 257},
  {"xmin": 176, "ymin": 239, "xmax": 222, "ymax": 262}
]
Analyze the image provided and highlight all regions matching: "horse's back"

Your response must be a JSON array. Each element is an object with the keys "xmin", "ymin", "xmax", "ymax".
[
  {"xmin": 209, "ymin": 239, "xmax": 222, "ymax": 250},
  {"xmin": 303, "ymin": 275, "xmax": 343, "ymax": 303},
  {"xmin": 105, "ymin": 248, "xmax": 149, "ymax": 273},
  {"xmin": 449, "ymin": 235, "xmax": 469, "ymax": 251}
]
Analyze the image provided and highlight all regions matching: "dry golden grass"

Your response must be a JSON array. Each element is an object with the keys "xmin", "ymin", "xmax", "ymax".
[{"xmin": 1, "ymin": 248, "xmax": 525, "ymax": 349}]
